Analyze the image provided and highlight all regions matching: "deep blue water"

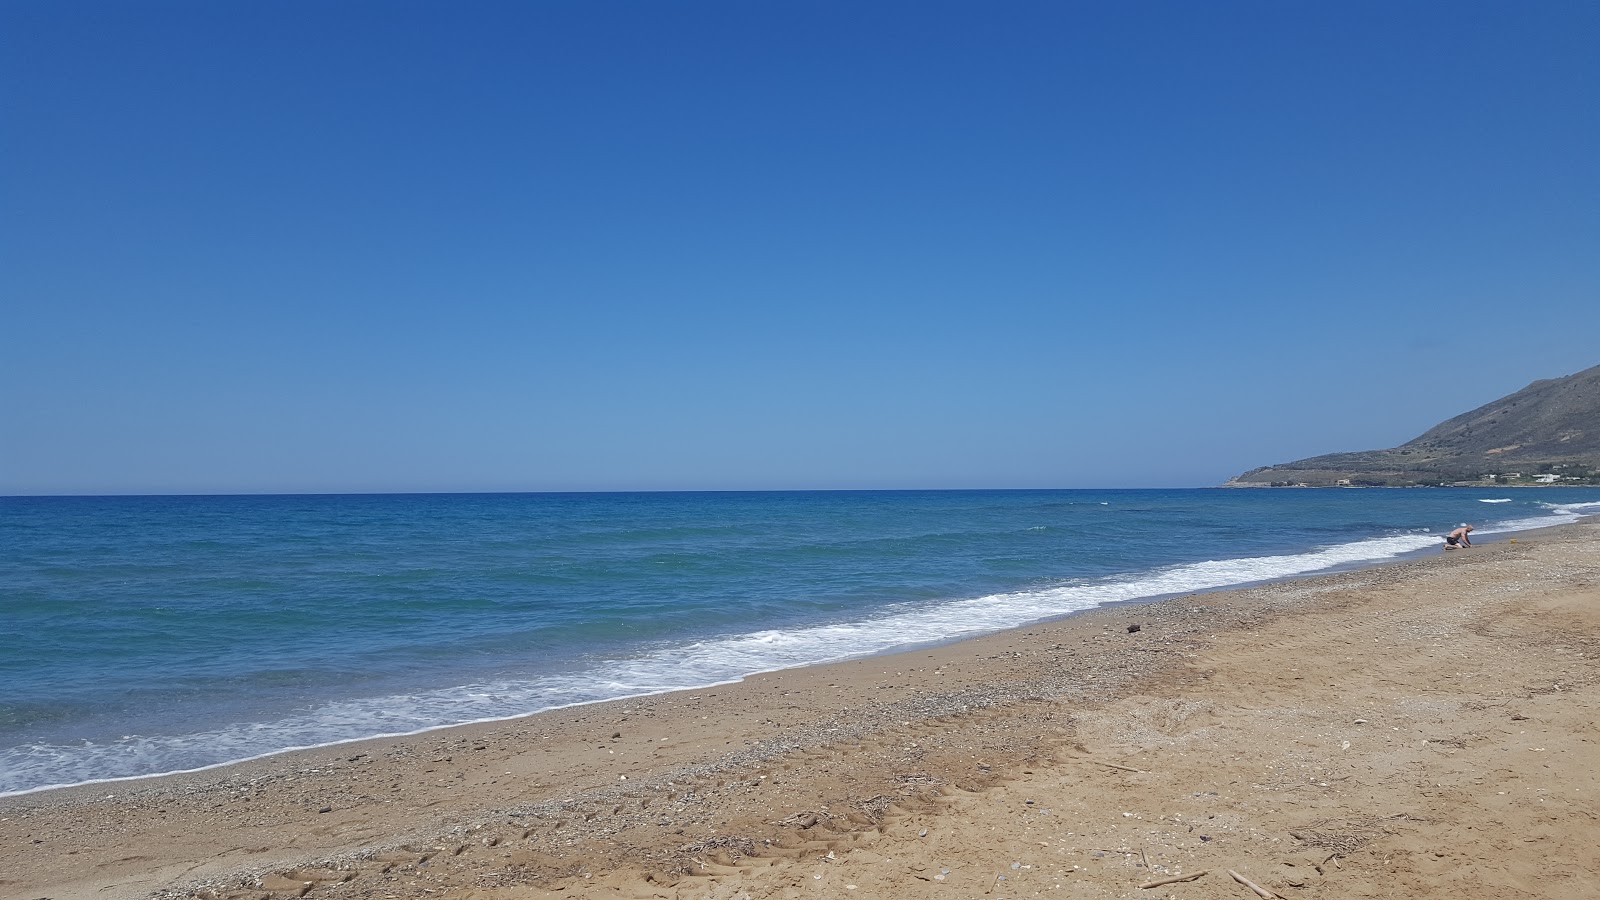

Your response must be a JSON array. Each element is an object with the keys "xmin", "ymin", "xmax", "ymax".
[{"xmin": 2, "ymin": 488, "xmax": 1596, "ymax": 796}]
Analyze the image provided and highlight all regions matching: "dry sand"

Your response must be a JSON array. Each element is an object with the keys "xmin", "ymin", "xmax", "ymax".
[{"xmin": 4, "ymin": 522, "xmax": 1597, "ymax": 900}]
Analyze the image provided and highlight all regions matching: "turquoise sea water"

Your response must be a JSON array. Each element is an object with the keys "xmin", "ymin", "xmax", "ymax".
[{"xmin": 2, "ymin": 488, "xmax": 1596, "ymax": 797}]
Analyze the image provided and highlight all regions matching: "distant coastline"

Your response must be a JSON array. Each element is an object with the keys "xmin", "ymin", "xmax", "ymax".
[
  {"xmin": 1226, "ymin": 364, "xmax": 1600, "ymax": 488},
  {"xmin": 1222, "ymin": 481, "xmax": 1600, "ymax": 489}
]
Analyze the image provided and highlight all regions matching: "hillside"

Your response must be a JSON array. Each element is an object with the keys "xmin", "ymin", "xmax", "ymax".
[{"xmin": 1228, "ymin": 364, "xmax": 1600, "ymax": 486}]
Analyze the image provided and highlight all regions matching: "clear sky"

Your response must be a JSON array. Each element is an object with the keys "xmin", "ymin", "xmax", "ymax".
[{"xmin": 3, "ymin": 1, "xmax": 1597, "ymax": 495}]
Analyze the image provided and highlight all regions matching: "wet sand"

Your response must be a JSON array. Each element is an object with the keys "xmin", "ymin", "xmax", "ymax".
[{"xmin": 4, "ymin": 522, "xmax": 1597, "ymax": 900}]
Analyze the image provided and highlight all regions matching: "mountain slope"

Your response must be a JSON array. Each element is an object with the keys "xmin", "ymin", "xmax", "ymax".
[{"xmin": 1228, "ymin": 364, "xmax": 1600, "ymax": 486}]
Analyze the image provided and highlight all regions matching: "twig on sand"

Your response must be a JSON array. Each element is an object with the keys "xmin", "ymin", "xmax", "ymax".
[
  {"xmin": 1094, "ymin": 761, "xmax": 1147, "ymax": 774},
  {"xmin": 1139, "ymin": 870, "xmax": 1209, "ymax": 888},
  {"xmin": 1140, "ymin": 847, "xmax": 1151, "ymax": 869},
  {"xmin": 1227, "ymin": 869, "xmax": 1283, "ymax": 899}
]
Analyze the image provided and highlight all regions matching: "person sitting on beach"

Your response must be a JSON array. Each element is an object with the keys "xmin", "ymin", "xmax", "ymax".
[{"xmin": 1444, "ymin": 525, "xmax": 1474, "ymax": 549}]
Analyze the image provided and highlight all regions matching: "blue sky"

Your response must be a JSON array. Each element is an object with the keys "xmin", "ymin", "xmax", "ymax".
[{"xmin": 3, "ymin": 1, "xmax": 1597, "ymax": 494}]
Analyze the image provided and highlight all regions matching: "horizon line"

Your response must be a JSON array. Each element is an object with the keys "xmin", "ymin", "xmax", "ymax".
[{"xmin": 2, "ymin": 485, "xmax": 1225, "ymax": 500}]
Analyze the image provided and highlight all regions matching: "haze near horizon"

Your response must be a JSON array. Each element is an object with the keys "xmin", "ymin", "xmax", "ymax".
[{"xmin": 3, "ymin": 1, "xmax": 1597, "ymax": 495}]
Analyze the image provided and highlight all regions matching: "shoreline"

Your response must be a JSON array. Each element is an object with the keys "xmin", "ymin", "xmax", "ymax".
[
  {"xmin": 2, "ymin": 510, "xmax": 1576, "ymax": 803},
  {"xmin": 4, "ymin": 520, "xmax": 1598, "ymax": 899}
]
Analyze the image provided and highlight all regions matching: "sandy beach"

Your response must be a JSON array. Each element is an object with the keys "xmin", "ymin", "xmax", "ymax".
[{"xmin": 4, "ymin": 521, "xmax": 1597, "ymax": 900}]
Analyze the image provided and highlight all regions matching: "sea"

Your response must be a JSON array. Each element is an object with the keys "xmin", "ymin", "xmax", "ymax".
[{"xmin": 3, "ymin": 488, "xmax": 1597, "ymax": 798}]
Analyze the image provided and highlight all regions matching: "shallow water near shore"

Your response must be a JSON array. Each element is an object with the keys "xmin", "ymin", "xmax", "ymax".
[{"xmin": 3, "ymin": 488, "xmax": 1597, "ymax": 796}]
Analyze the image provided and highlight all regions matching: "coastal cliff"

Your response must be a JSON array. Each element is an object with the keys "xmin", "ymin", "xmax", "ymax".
[{"xmin": 1228, "ymin": 363, "xmax": 1600, "ymax": 487}]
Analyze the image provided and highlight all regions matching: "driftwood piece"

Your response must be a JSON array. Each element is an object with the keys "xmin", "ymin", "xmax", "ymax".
[
  {"xmin": 1227, "ymin": 869, "xmax": 1282, "ymax": 899},
  {"xmin": 1139, "ymin": 870, "xmax": 1209, "ymax": 888},
  {"xmin": 1095, "ymin": 761, "xmax": 1147, "ymax": 774}
]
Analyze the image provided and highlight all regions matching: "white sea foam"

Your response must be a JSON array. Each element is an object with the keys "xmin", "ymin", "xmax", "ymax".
[
  {"xmin": 1479, "ymin": 498, "xmax": 1513, "ymax": 503},
  {"xmin": 1481, "ymin": 499, "xmax": 1600, "ymax": 534},
  {"xmin": 2, "ymin": 500, "xmax": 1592, "ymax": 798}
]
